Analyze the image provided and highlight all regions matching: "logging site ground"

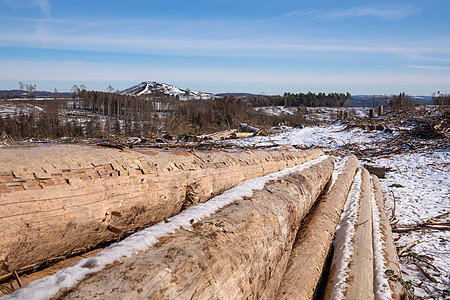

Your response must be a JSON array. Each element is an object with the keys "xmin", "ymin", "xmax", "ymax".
[
  {"xmin": 225, "ymin": 118, "xmax": 450, "ymax": 299},
  {"xmin": 0, "ymin": 100, "xmax": 449, "ymax": 299}
]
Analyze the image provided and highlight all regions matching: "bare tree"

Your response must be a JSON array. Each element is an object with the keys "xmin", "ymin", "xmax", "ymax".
[
  {"xmin": 106, "ymin": 85, "xmax": 114, "ymax": 93},
  {"xmin": 26, "ymin": 84, "xmax": 36, "ymax": 99},
  {"xmin": 54, "ymin": 88, "xmax": 61, "ymax": 100},
  {"xmin": 71, "ymin": 85, "xmax": 79, "ymax": 98},
  {"xmin": 18, "ymin": 81, "xmax": 24, "ymax": 98}
]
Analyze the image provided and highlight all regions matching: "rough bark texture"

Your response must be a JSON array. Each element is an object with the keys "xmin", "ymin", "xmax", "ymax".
[
  {"xmin": 345, "ymin": 168, "xmax": 374, "ymax": 299},
  {"xmin": 54, "ymin": 157, "xmax": 334, "ymax": 299},
  {"xmin": 324, "ymin": 168, "xmax": 375, "ymax": 300},
  {"xmin": 276, "ymin": 155, "xmax": 358, "ymax": 299},
  {"xmin": 231, "ymin": 132, "xmax": 254, "ymax": 139},
  {"xmin": 372, "ymin": 175, "xmax": 405, "ymax": 300},
  {"xmin": 0, "ymin": 145, "xmax": 323, "ymax": 277}
]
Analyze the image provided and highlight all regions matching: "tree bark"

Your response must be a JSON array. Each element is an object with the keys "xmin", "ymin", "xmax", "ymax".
[
  {"xmin": 231, "ymin": 132, "xmax": 254, "ymax": 138},
  {"xmin": 54, "ymin": 157, "xmax": 334, "ymax": 299},
  {"xmin": 276, "ymin": 155, "xmax": 358, "ymax": 299},
  {"xmin": 0, "ymin": 145, "xmax": 323, "ymax": 277},
  {"xmin": 372, "ymin": 175, "xmax": 405, "ymax": 300},
  {"xmin": 324, "ymin": 168, "xmax": 374, "ymax": 299}
]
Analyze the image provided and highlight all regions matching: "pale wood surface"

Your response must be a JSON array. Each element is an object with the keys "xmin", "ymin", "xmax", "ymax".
[
  {"xmin": 55, "ymin": 157, "xmax": 334, "ymax": 299},
  {"xmin": 345, "ymin": 168, "xmax": 374, "ymax": 299},
  {"xmin": 276, "ymin": 155, "xmax": 358, "ymax": 299},
  {"xmin": 231, "ymin": 132, "xmax": 254, "ymax": 138},
  {"xmin": 0, "ymin": 145, "xmax": 323, "ymax": 277},
  {"xmin": 372, "ymin": 175, "xmax": 405, "ymax": 300},
  {"xmin": 324, "ymin": 168, "xmax": 375, "ymax": 300}
]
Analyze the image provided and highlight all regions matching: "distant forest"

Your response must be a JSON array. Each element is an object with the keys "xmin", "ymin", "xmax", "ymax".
[
  {"xmin": 0, "ymin": 91, "xmax": 301, "ymax": 139},
  {"xmin": 1, "ymin": 89, "xmax": 448, "ymax": 140},
  {"xmin": 248, "ymin": 92, "xmax": 351, "ymax": 107}
]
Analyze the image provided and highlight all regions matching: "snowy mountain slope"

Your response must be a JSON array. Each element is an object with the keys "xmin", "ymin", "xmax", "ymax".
[{"xmin": 121, "ymin": 81, "xmax": 216, "ymax": 100}]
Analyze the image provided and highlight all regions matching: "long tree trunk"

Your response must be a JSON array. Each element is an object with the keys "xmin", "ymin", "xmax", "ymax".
[
  {"xmin": 324, "ymin": 168, "xmax": 374, "ymax": 299},
  {"xmin": 372, "ymin": 175, "xmax": 405, "ymax": 299},
  {"xmin": 0, "ymin": 146, "xmax": 323, "ymax": 278},
  {"xmin": 52, "ymin": 157, "xmax": 334, "ymax": 299},
  {"xmin": 276, "ymin": 155, "xmax": 358, "ymax": 299}
]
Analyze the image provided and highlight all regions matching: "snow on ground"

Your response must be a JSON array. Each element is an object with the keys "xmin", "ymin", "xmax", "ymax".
[
  {"xmin": 328, "ymin": 169, "xmax": 363, "ymax": 300},
  {"xmin": 0, "ymin": 102, "xmax": 43, "ymax": 117},
  {"xmin": 375, "ymin": 149, "xmax": 450, "ymax": 298},
  {"xmin": 225, "ymin": 122, "xmax": 448, "ymax": 298},
  {"xmin": 222, "ymin": 122, "xmax": 391, "ymax": 150},
  {"xmin": 255, "ymin": 106, "xmax": 371, "ymax": 123},
  {"xmin": 1, "ymin": 101, "xmax": 447, "ymax": 297},
  {"xmin": 255, "ymin": 106, "xmax": 296, "ymax": 116}
]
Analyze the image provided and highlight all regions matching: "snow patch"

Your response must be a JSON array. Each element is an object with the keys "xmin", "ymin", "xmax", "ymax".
[
  {"xmin": 329, "ymin": 169, "xmax": 362, "ymax": 300},
  {"xmin": 329, "ymin": 155, "xmax": 350, "ymax": 190},
  {"xmin": 222, "ymin": 123, "xmax": 390, "ymax": 149},
  {"xmin": 371, "ymin": 175, "xmax": 393, "ymax": 300},
  {"xmin": 121, "ymin": 81, "xmax": 216, "ymax": 100},
  {"xmin": 375, "ymin": 151, "xmax": 450, "ymax": 297},
  {"xmin": 3, "ymin": 155, "xmax": 329, "ymax": 300}
]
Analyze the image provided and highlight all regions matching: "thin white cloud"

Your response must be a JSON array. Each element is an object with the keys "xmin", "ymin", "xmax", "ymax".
[
  {"xmin": 33, "ymin": 0, "xmax": 51, "ymax": 17},
  {"xmin": 313, "ymin": 4, "xmax": 420, "ymax": 21},
  {"xmin": 220, "ymin": 4, "xmax": 418, "ymax": 25},
  {"xmin": 1, "ymin": 59, "xmax": 450, "ymax": 90},
  {"xmin": 2, "ymin": 10, "xmax": 445, "ymax": 61},
  {"xmin": 401, "ymin": 64, "xmax": 450, "ymax": 71},
  {"xmin": 0, "ymin": 0, "xmax": 51, "ymax": 16},
  {"xmin": 1, "ymin": 26, "xmax": 449, "ymax": 60}
]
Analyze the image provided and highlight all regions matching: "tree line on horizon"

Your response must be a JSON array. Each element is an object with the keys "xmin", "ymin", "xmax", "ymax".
[
  {"xmin": 1, "ymin": 90, "xmax": 311, "ymax": 139},
  {"xmin": 2, "ymin": 84, "xmax": 449, "ymax": 140}
]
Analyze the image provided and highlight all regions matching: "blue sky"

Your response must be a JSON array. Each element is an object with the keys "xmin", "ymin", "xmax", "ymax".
[{"xmin": 0, "ymin": 0, "xmax": 449, "ymax": 95}]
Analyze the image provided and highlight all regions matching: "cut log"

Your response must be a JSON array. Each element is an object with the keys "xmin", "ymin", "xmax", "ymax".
[
  {"xmin": 378, "ymin": 105, "xmax": 384, "ymax": 116},
  {"xmin": 51, "ymin": 157, "xmax": 335, "ymax": 299},
  {"xmin": 324, "ymin": 168, "xmax": 374, "ymax": 299},
  {"xmin": 231, "ymin": 132, "xmax": 254, "ymax": 138},
  {"xmin": 372, "ymin": 175, "xmax": 405, "ymax": 299},
  {"xmin": 0, "ymin": 145, "xmax": 324, "ymax": 278},
  {"xmin": 239, "ymin": 123, "xmax": 259, "ymax": 132},
  {"xmin": 198, "ymin": 129, "xmax": 236, "ymax": 140},
  {"xmin": 276, "ymin": 155, "xmax": 358, "ymax": 299}
]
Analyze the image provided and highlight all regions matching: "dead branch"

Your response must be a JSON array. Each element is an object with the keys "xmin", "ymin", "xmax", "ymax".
[
  {"xmin": 392, "ymin": 226, "xmax": 450, "ymax": 233},
  {"xmin": 412, "ymin": 257, "xmax": 440, "ymax": 273},
  {"xmin": 424, "ymin": 211, "xmax": 450, "ymax": 223},
  {"xmin": 422, "ymin": 222, "xmax": 450, "ymax": 226},
  {"xmin": 399, "ymin": 253, "xmax": 440, "ymax": 273},
  {"xmin": 13, "ymin": 271, "xmax": 22, "ymax": 288},
  {"xmin": 390, "ymin": 190, "xmax": 397, "ymax": 222},
  {"xmin": 397, "ymin": 239, "xmax": 425, "ymax": 256},
  {"xmin": 413, "ymin": 261, "xmax": 438, "ymax": 283}
]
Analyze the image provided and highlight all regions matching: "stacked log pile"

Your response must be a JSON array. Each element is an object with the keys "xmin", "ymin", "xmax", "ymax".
[
  {"xmin": 0, "ymin": 145, "xmax": 323, "ymax": 279},
  {"xmin": 324, "ymin": 169, "xmax": 405, "ymax": 300},
  {"xmin": 52, "ymin": 156, "xmax": 335, "ymax": 299},
  {"xmin": 0, "ymin": 145, "xmax": 404, "ymax": 299},
  {"xmin": 276, "ymin": 155, "xmax": 358, "ymax": 299}
]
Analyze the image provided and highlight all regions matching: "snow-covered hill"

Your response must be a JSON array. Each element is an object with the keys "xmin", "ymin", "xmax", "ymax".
[{"xmin": 121, "ymin": 81, "xmax": 216, "ymax": 100}]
